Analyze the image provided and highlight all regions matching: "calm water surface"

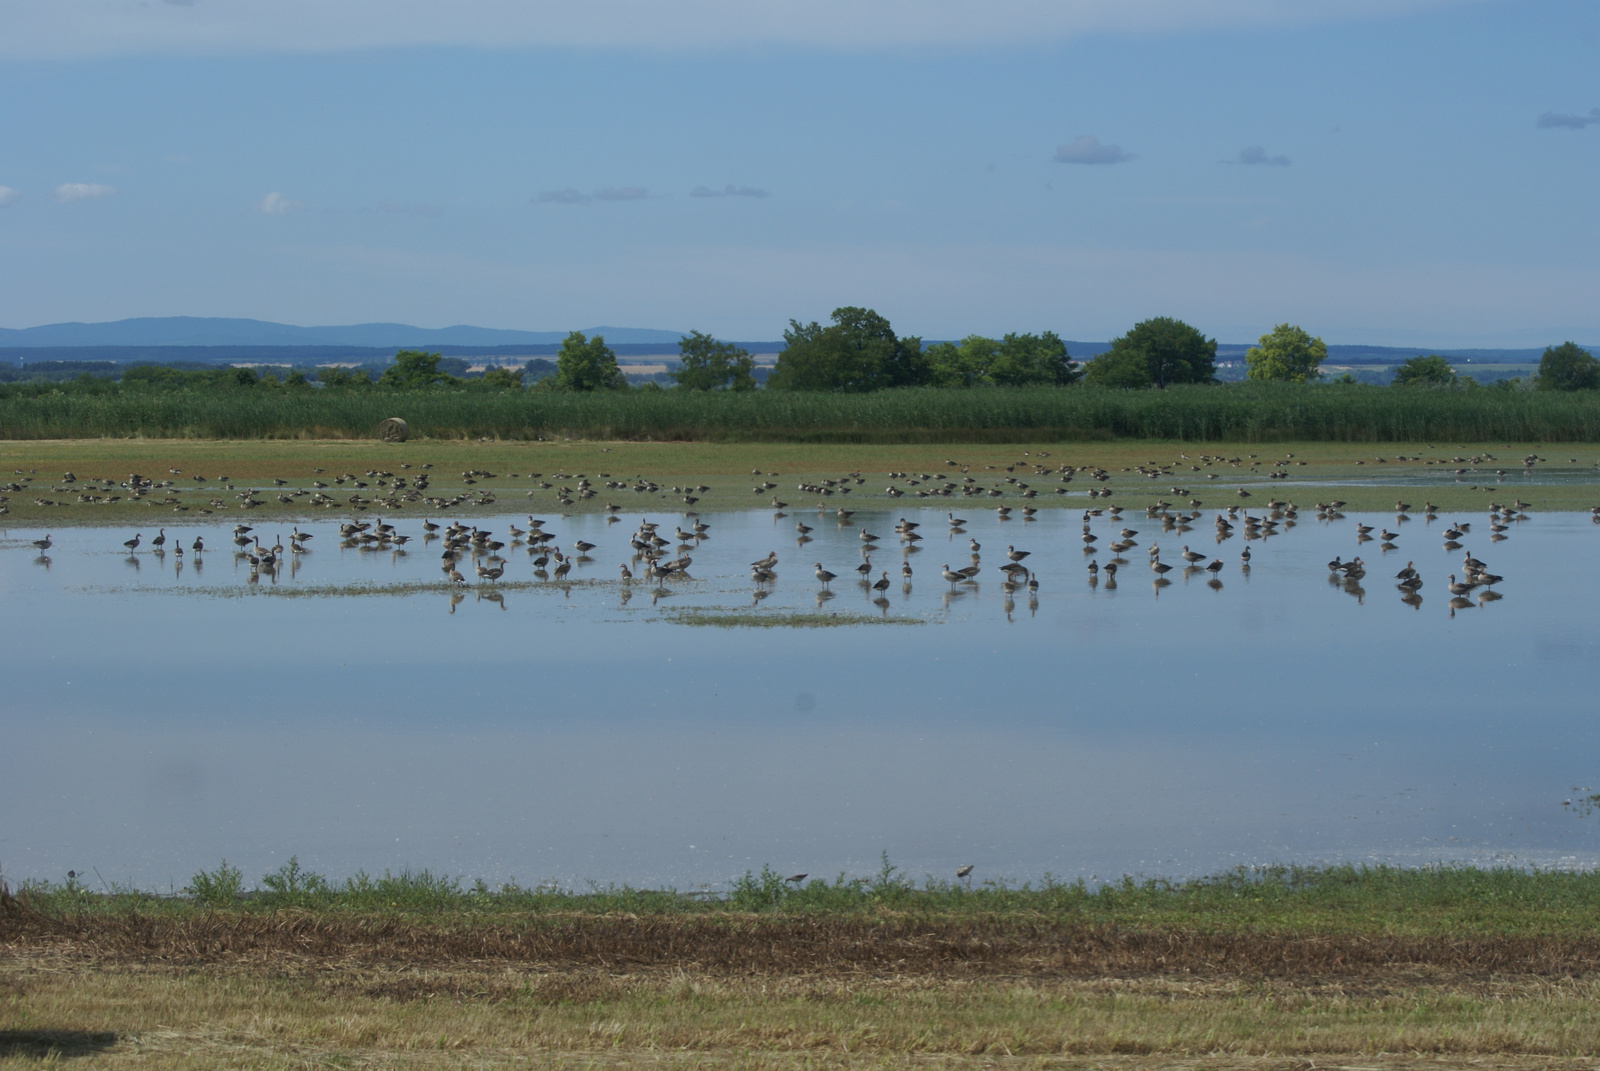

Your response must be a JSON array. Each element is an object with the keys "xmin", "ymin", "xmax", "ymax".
[{"xmin": 4, "ymin": 503, "xmax": 1599, "ymax": 891}]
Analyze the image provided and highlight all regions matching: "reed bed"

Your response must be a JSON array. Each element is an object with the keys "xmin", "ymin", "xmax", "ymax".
[{"xmin": 4, "ymin": 383, "xmax": 1600, "ymax": 442}]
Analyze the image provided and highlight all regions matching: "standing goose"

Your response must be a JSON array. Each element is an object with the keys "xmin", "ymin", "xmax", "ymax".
[
  {"xmin": 122, "ymin": 533, "xmax": 141, "ymax": 552},
  {"xmin": 940, "ymin": 564, "xmax": 963, "ymax": 589},
  {"xmin": 192, "ymin": 536, "xmax": 204, "ymax": 553},
  {"xmin": 901, "ymin": 561, "xmax": 913, "ymax": 579},
  {"xmin": 1006, "ymin": 545, "xmax": 1030, "ymax": 563},
  {"xmin": 31, "ymin": 534, "xmax": 52, "ymax": 551},
  {"xmin": 151, "ymin": 529, "xmax": 167, "ymax": 550},
  {"xmin": 813, "ymin": 563, "xmax": 837, "ymax": 589},
  {"xmin": 1180, "ymin": 545, "xmax": 1204, "ymax": 564},
  {"xmin": 872, "ymin": 571, "xmax": 891, "ymax": 594}
]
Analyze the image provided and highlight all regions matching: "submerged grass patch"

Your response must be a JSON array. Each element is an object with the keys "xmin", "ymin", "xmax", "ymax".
[{"xmin": 659, "ymin": 608, "xmax": 926, "ymax": 627}]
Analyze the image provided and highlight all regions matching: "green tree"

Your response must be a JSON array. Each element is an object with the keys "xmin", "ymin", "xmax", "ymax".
[
  {"xmin": 991, "ymin": 331, "xmax": 1079, "ymax": 386},
  {"xmin": 1535, "ymin": 341, "xmax": 1600, "ymax": 391},
  {"xmin": 1391, "ymin": 355, "xmax": 1458, "ymax": 386},
  {"xmin": 926, "ymin": 336, "xmax": 999, "ymax": 388},
  {"xmin": 672, "ymin": 330, "xmax": 757, "ymax": 391},
  {"xmin": 767, "ymin": 307, "xmax": 926, "ymax": 392},
  {"xmin": 1084, "ymin": 317, "xmax": 1216, "ymax": 389},
  {"xmin": 478, "ymin": 366, "xmax": 525, "ymax": 390},
  {"xmin": 316, "ymin": 366, "xmax": 373, "ymax": 388},
  {"xmin": 927, "ymin": 332, "xmax": 1078, "ymax": 387},
  {"xmin": 378, "ymin": 350, "xmax": 459, "ymax": 389},
  {"xmin": 1245, "ymin": 323, "xmax": 1327, "ymax": 383},
  {"xmin": 553, "ymin": 332, "xmax": 625, "ymax": 391}
]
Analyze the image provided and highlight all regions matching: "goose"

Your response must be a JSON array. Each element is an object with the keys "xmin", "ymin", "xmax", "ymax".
[
  {"xmin": 969, "ymin": 538, "xmax": 981, "ymax": 553},
  {"xmin": 618, "ymin": 564, "xmax": 633, "ymax": 581},
  {"xmin": 1006, "ymin": 545, "xmax": 1030, "ymax": 563},
  {"xmin": 447, "ymin": 566, "xmax": 467, "ymax": 584},
  {"xmin": 901, "ymin": 561, "xmax": 913, "ymax": 579},
  {"xmin": 873, "ymin": 571, "xmax": 891, "ymax": 594},
  {"xmin": 291, "ymin": 526, "xmax": 313, "ymax": 542},
  {"xmin": 1150, "ymin": 558, "xmax": 1172, "ymax": 575},
  {"xmin": 573, "ymin": 539, "xmax": 597, "ymax": 554},
  {"xmin": 174, "ymin": 542, "xmax": 184, "ymax": 558},
  {"xmin": 476, "ymin": 562, "xmax": 505, "ymax": 582},
  {"xmin": 814, "ymin": 563, "xmax": 837, "ymax": 588},
  {"xmin": 1378, "ymin": 529, "xmax": 1399, "ymax": 542},
  {"xmin": 751, "ymin": 551, "xmax": 778, "ymax": 571},
  {"xmin": 859, "ymin": 527, "xmax": 880, "ymax": 543},
  {"xmin": 1026, "ymin": 572, "xmax": 1039, "ymax": 594},
  {"xmin": 1448, "ymin": 574, "xmax": 1472, "ymax": 596},
  {"xmin": 151, "ymin": 529, "xmax": 166, "ymax": 550},
  {"xmin": 1087, "ymin": 560, "xmax": 1099, "ymax": 575},
  {"xmin": 1327, "ymin": 555, "xmax": 1343, "ymax": 572},
  {"xmin": 947, "ymin": 513, "xmax": 966, "ymax": 528},
  {"xmin": 1240, "ymin": 546, "xmax": 1252, "ymax": 563},
  {"xmin": 1397, "ymin": 575, "xmax": 1423, "ymax": 591},
  {"xmin": 122, "ymin": 533, "xmax": 141, "ymax": 551},
  {"xmin": 1205, "ymin": 558, "xmax": 1224, "ymax": 574},
  {"xmin": 553, "ymin": 556, "xmax": 572, "ymax": 579},
  {"xmin": 1475, "ymin": 571, "xmax": 1504, "ymax": 586},
  {"xmin": 1103, "ymin": 562, "xmax": 1118, "ymax": 578},
  {"xmin": 940, "ymin": 564, "xmax": 963, "ymax": 588},
  {"xmin": 795, "ymin": 521, "xmax": 813, "ymax": 535},
  {"xmin": 1394, "ymin": 561, "xmax": 1418, "ymax": 581},
  {"xmin": 1180, "ymin": 545, "xmax": 1204, "ymax": 564},
  {"xmin": 856, "ymin": 556, "xmax": 873, "ymax": 579},
  {"xmin": 31, "ymin": 534, "xmax": 52, "ymax": 551},
  {"xmin": 192, "ymin": 536, "xmax": 204, "ymax": 552}
]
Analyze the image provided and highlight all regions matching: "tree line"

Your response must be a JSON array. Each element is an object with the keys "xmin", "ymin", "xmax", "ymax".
[{"xmin": 8, "ymin": 312, "xmax": 1596, "ymax": 397}]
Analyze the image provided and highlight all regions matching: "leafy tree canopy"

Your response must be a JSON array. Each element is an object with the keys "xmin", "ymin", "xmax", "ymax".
[
  {"xmin": 1084, "ymin": 317, "xmax": 1217, "ymax": 389},
  {"xmin": 477, "ymin": 366, "xmax": 525, "ymax": 390},
  {"xmin": 927, "ymin": 332, "xmax": 1079, "ymax": 388},
  {"xmin": 316, "ymin": 366, "xmax": 373, "ymax": 388},
  {"xmin": 1245, "ymin": 323, "xmax": 1327, "ymax": 383},
  {"xmin": 1535, "ymin": 341, "xmax": 1600, "ymax": 391},
  {"xmin": 1391, "ymin": 355, "xmax": 1459, "ymax": 387},
  {"xmin": 378, "ymin": 350, "xmax": 460, "ymax": 389},
  {"xmin": 767, "ymin": 307, "xmax": 925, "ymax": 392},
  {"xmin": 673, "ymin": 330, "xmax": 757, "ymax": 391},
  {"xmin": 553, "ymin": 332, "xmax": 625, "ymax": 391}
]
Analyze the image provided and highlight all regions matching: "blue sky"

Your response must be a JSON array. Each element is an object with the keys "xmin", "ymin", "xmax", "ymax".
[{"xmin": 1, "ymin": 0, "xmax": 1597, "ymax": 346}]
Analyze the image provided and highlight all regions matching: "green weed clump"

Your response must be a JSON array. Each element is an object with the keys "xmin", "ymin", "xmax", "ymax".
[{"xmin": 3, "ymin": 382, "xmax": 1599, "ymax": 442}]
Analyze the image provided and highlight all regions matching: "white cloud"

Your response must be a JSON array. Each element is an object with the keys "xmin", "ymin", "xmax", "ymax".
[
  {"xmin": 0, "ymin": 0, "xmax": 1480, "ymax": 57},
  {"xmin": 691, "ymin": 184, "xmax": 768, "ymax": 198},
  {"xmin": 537, "ymin": 188, "xmax": 588, "ymax": 205},
  {"xmin": 253, "ymin": 191, "xmax": 304, "ymax": 215},
  {"xmin": 0, "ymin": 186, "xmax": 19, "ymax": 207},
  {"xmin": 1053, "ymin": 135, "xmax": 1133, "ymax": 165},
  {"xmin": 54, "ymin": 182, "xmax": 117, "ymax": 203},
  {"xmin": 1537, "ymin": 108, "xmax": 1600, "ymax": 130},
  {"xmin": 1231, "ymin": 145, "xmax": 1290, "ymax": 166}
]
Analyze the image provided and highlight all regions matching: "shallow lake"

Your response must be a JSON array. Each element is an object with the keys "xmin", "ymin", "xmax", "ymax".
[{"xmin": 4, "ymin": 502, "xmax": 1600, "ymax": 893}]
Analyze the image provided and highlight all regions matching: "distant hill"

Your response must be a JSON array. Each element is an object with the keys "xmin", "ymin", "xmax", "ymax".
[{"xmin": 0, "ymin": 317, "xmax": 689, "ymax": 348}]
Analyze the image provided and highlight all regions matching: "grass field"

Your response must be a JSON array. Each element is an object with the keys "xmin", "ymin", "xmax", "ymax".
[
  {"xmin": 1, "ymin": 438, "xmax": 1597, "ymax": 527},
  {"xmin": 9, "ymin": 867, "xmax": 1600, "ymax": 1068}
]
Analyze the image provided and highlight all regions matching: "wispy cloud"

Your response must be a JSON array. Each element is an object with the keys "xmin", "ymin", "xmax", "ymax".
[
  {"xmin": 1231, "ymin": 145, "xmax": 1290, "ymax": 166},
  {"xmin": 594, "ymin": 186, "xmax": 648, "ymax": 201},
  {"xmin": 537, "ymin": 188, "xmax": 588, "ymax": 205},
  {"xmin": 691, "ymin": 184, "xmax": 768, "ymax": 198},
  {"xmin": 0, "ymin": 186, "xmax": 19, "ymax": 207},
  {"xmin": 1537, "ymin": 108, "xmax": 1600, "ymax": 130},
  {"xmin": 1053, "ymin": 135, "xmax": 1133, "ymax": 165},
  {"xmin": 378, "ymin": 201, "xmax": 443, "ymax": 217},
  {"xmin": 54, "ymin": 182, "xmax": 117, "ymax": 203},
  {"xmin": 253, "ymin": 191, "xmax": 304, "ymax": 215}
]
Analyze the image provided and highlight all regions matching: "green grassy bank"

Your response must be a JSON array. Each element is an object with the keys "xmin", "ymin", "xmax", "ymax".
[{"xmin": 5, "ymin": 382, "xmax": 1600, "ymax": 442}]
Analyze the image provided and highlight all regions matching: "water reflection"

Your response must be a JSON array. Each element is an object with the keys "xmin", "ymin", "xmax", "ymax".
[{"xmin": 2, "ymin": 505, "xmax": 1599, "ymax": 889}]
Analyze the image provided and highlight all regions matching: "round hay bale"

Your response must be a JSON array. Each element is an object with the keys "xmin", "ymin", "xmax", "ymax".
[{"xmin": 377, "ymin": 417, "xmax": 410, "ymax": 443}]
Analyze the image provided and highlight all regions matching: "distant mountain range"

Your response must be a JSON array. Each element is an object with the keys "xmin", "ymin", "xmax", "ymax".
[{"xmin": 0, "ymin": 317, "xmax": 688, "ymax": 348}]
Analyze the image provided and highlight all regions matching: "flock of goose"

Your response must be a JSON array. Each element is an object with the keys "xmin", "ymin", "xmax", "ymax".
[{"xmin": 16, "ymin": 482, "xmax": 1578, "ymax": 619}]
